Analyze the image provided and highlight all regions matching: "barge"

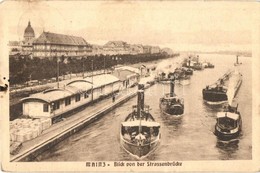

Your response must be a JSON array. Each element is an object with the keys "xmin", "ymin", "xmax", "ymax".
[{"xmin": 202, "ymin": 70, "xmax": 242, "ymax": 105}]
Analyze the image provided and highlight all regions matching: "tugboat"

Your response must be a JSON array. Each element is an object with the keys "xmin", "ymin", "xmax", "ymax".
[
  {"xmin": 159, "ymin": 78, "xmax": 184, "ymax": 118},
  {"xmin": 120, "ymin": 84, "xmax": 160, "ymax": 159},
  {"xmin": 214, "ymin": 104, "xmax": 242, "ymax": 141},
  {"xmin": 234, "ymin": 55, "xmax": 242, "ymax": 66},
  {"xmin": 202, "ymin": 70, "xmax": 242, "ymax": 105}
]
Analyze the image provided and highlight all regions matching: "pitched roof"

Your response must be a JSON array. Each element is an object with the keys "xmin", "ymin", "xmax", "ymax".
[
  {"xmin": 112, "ymin": 69, "xmax": 138, "ymax": 81},
  {"xmin": 33, "ymin": 32, "xmax": 89, "ymax": 46},
  {"xmin": 85, "ymin": 74, "xmax": 120, "ymax": 88},
  {"xmin": 104, "ymin": 41, "xmax": 128, "ymax": 48},
  {"xmin": 8, "ymin": 41, "xmax": 20, "ymax": 46},
  {"xmin": 21, "ymin": 88, "xmax": 73, "ymax": 103}
]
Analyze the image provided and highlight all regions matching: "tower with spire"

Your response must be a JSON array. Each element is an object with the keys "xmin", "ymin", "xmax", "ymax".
[{"xmin": 24, "ymin": 21, "xmax": 35, "ymax": 42}]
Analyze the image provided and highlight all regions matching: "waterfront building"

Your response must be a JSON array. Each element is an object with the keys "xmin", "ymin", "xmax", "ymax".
[
  {"xmin": 21, "ymin": 74, "xmax": 121, "ymax": 118},
  {"xmin": 151, "ymin": 46, "xmax": 160, "ymax": 54},
  {"xmin": 129, "ymin": 44, "xmax": 144, "ymax": 55},
  {"xmin": 32, "ymin": 32, "xmax": 92, "ymax": 58},
  {"xmin": 103, "ymin": 41, "xmax": 131, "ymax": 55},
  {"xmin": 91, "ymin": 44, "xmax": 104, "ymax": 55},
  {"xmin": 112, "ymin": 69, "xmax": 139, "ymax": 89},
  {"xmin": 161, "ymin": 48, "xmax": 173, "ymax": 55},
  {"xmin": 143, "ymin": 45, "xmax": 152, "ymax": 54},
  {"xmin": 8, "ymin": 41, "xmax": 22, "ymax": 56}
]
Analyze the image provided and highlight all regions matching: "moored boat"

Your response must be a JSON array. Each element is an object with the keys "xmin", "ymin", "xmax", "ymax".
[
  {"xmin": 159, "ymin": 78, "xmax": 184, "ymax": 118},
  {"xmin": 214, "ymin": 104, "xmax": 242, "ymax": 141},
  {"xmin": 203, "ymin": 62, "xmax": 215, "ymax": 68},
  {"xmin": 120, "ymin": 84, "xmax": 160, "ymax": 159}
]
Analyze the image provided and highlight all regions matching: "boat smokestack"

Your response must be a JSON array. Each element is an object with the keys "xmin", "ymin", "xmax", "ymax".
[
  {"xmin": 170, "ymin": 78, "xmax": 175, "ymax": 97},
  {"xmin": 236, "ymin": 55, "xmax": 239, "ymax": 64},
  {"xmin": 137, "ymin": 84, "xmax": 145, "ymax": 117}
]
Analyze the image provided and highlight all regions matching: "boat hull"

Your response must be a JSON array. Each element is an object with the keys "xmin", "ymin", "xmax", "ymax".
[
  {"xmin": 160, "ymin": 103, "xmax": 184, "ymax": 117},
  {"xmin": 120, "ymin": 135, "xmax": 160, "ymax": 159},
  {"xmin": 214, "ymin": 127, "xmax": 241, "ymax": 141},
  {"xmin": 202, "ymin": 89, "xmax": 227, "ymax": 103}
]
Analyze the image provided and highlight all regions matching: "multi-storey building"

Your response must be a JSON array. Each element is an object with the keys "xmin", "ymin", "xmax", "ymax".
[
  {"xmin": 150, "ymin": 46, "xmax": 160, "ymax": 54},
  {"xmin": 143, "ymin": 45, "xmax": 152, "ymax": 54},
  {"xmin": 129, "ymin": 44, "xmax": 144, "ymax": 55},
  {"xmin": 103, "ymin": 41, "xmax": 130, "ymax": 55},
  {"xmin": 161, "ymin": 48, "xmax": 173, "ymax": 55},
  {"xmin": 32, "ymin": 32, "xmax": 92, "ymax": 58}
]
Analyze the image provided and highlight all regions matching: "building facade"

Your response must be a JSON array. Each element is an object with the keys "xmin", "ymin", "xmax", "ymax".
[
  {"xmin": 150, "ymin": 46, "xmax": 160, "ymax": 54},
  {"xmin": 103, "ymin": 41, "xmax": 131, "ymax": 55},
  {"xmin": 129, "ymin": 44, "xmax": 144, "ymax": 55},
  {"xmin": 32, "ymin": 32, "xmax": 92, "ymax": 58}
]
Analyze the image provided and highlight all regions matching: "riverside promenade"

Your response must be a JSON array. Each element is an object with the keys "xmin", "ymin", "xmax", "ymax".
[{"xmin": 10, "ymin": 83, "xmax": 152, "ymax": 162}]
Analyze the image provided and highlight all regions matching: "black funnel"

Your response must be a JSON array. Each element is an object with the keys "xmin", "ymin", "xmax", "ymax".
[
  {"xmin": 137, "ymin": 84, "xmax": 145, "ymax": 117},
  {"xmin": 170, "ymin": 78, "xmax": 175, "ymax": 97}
]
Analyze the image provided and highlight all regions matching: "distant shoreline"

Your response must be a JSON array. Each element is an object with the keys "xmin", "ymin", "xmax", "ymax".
[{"xmin": 178, "ymin": 51, "xmax": 252, "ymax": 57}]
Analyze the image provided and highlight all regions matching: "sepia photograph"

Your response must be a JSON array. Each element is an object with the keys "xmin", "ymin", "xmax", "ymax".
[{"xmin": 0, "ymin": 0, "xmax": 259, "ymax": 172}]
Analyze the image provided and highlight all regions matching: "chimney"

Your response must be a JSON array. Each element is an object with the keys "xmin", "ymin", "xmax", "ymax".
[
  {"xmin": 170, "ymin": 78, "xmax": 175, "ymax": 97},
  {"xmin": 137, "ymin": 84, "xmax": 145, "ymax": 117}
]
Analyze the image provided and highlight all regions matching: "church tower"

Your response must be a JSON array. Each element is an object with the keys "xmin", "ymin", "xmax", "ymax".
[{"xmin": 24, "ymin": 21, "xmax": 35, "ymax": 42}]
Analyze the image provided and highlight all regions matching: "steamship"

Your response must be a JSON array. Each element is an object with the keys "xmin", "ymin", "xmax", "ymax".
[
  {"xmin": 202, "ymin": 70, "xmax": 242, "ymax": 105},
  {"xmin": 120, "ymin": 84, "xmax": 160, "ymax": 159},
  {"xmin": 160, "ymin": 78, "xmax": 184, "ymax": 118},
  {"xmin": 214, "ymin": 104, "xmax": 242, "ymax": 141}
]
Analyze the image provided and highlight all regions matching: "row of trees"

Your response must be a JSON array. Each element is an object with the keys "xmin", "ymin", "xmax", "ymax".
[{"xmin": 9, "ymin": 53, "xmax": 176, "ymax": 85}]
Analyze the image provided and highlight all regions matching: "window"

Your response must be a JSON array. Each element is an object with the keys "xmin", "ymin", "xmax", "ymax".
[
  {"xmin": 65, "ymin": 97, "xmax": 71, "ymax": 106},
  {"xmin": 75, "ymin": 94, "xmax": 81, "ymax": 102},
  {"xmin": 53, "ymin": 101, "xmax": 60, "ymax": 110},
  {"xmin": 43, "ymin": 104, "xmax": 49, "ymax": 112},
  {"xmin": 84, "ymin": 92, "xmax": 88, "ymax": 99}
]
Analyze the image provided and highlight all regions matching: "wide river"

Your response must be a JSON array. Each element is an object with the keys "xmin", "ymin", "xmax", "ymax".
[{"xmin": 37, "ymin": 53, "xmax": 252, "ymax": 161}]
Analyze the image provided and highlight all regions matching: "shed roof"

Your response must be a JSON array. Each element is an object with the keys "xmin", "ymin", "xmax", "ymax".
[
  {"xmin": 66, "ymin": 80, "xmax": 93, "ymax": 93},
  {"xmin": 85, "ymin": 74, "xmax": 120, "ymax": 88},
  {"xmin": 21, "ymin": 88, "xmax": 72, "ymax": 103},
  {"xmin": 112, "ymin": 69, "xmax": 138, "ymax": 81}
]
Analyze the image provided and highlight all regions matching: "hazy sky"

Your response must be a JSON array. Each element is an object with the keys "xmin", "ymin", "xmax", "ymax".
[{"xmin": 1, "ymin": 1, "xmax": 256, "ymax": 52}]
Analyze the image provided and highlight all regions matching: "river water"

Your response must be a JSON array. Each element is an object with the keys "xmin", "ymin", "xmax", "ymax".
[{"xmin": 37, "ymin": 54, "xmax": 252, "ymax": 161}]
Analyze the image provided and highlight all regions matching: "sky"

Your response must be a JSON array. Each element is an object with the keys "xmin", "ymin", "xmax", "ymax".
[{"xmin": 1, "ymin": 1, "xmax": 256, "ymax": 52}]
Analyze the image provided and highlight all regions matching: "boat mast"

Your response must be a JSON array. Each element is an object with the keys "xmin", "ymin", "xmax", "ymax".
[{"xmin": 137, "ymin": 84, "xmax": 144, "ymax": 134}]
